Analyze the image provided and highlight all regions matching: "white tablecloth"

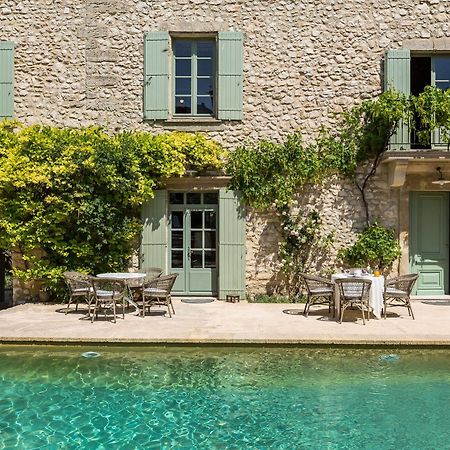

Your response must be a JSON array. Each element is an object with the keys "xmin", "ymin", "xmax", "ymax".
[{"xmin": 332, "ymin": 274, "xmax": 385, "ymax": 319}]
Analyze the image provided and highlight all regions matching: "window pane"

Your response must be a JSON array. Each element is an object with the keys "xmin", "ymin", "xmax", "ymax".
[
  {"xmin": 191, "ymin": 231, "xmax": 202, "ymax": 249},
  {"xmin": 174, "ymin": 41, "xmax": 191, "ymax": 57},
  {"xmin": 169, "ymin": 193, "xmax": 184, "ymax": 204},
  {"xmin": 191, "ymin": 211, "xmax": 202, "ymax": 228},
  {"xmin": 175, "ymin": 59, "xmax": 191, "ymax": 76},
  {"xmin": 435, "ymin": 57, "xmax": 450, "ymax": 83},
  {"xmin": 171, "ymin": 230, "xmax": 183, "ymax": 248},
  {"xmin": 204, "ymin": 211, "xmax": 216, "ymax": 228},
  {"xmin": 197, "ymin": 78, "xmax": 213, "ymax": 96},
  {"xmin": 204, "ymin": 250, "xmax": 216, "ymax": 268},
  {"xmin": 197, "ymin": 97, "xmax": 213, "ymax": 115},
  {"xmin": 171, "ymin": 211, "xmax": 183, "ymax": 229},
  {"xmin": 197, "ymin": 41, "xmax": 214, "ymax": 58},
  {"xmin": 187, "ymin": 193, "xmax": 201, "ymax": 204},
  {"xmin": 203, "ymin": 193, "xmax": 218, "ymax": 205},
  {"xmin": 204, "ymin": 231, "xmax": 216, "ymax": 248},
  {"xmin": 198, "ymin": 59, "xmax": 213, "ymax": 77},
  {"xmin": 175, "ymin": 96, "xmax": 191, "ymax": 114},
  {"xmin": 191, "ymin": 250, "xmax": 203, "ymax": 268},
  {"xmin": 171, "ymin": 250, "xmax": 183, "ymax": 268},
  {"xmin": 176, "ymin": 78, "xmax": 191, "ymax": 95}
]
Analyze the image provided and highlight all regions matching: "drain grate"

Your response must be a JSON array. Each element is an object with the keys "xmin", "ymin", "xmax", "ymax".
[
  {"xmin": 421, "ymin": 300, "xmax": 450, "ymax": 306},
  {"xmin": 181, "ymin": 298, "xmax": 215, "ymax": 304}
]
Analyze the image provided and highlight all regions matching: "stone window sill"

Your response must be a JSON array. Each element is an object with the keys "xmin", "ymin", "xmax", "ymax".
[{"xmin": 163, "ymin": 118, "xmax": 224, "ymax": 131}]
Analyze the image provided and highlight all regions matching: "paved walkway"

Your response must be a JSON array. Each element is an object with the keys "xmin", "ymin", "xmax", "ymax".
[{"xmin": 1, "ymin": 298, "xmax": 450, "ymax": 345}]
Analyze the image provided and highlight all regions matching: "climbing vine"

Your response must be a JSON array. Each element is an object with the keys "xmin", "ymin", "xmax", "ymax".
[{"xmin": 0, "ymin": 122, "xmax": 226, "ymax": 297}]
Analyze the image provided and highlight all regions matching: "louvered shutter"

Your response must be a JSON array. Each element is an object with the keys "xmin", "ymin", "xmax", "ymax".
[
  {"xmin": 384, "ymin": 49, "xmax": 411, "ymax": 150},
  {"xmin": 143, "ymin": 32, "xmax": 169, "ymax": 120},
  {"xmin": 217, "ymin": 32, "xmax": 243, "ymax": 120},
  {"xmin": 218, "ymin": 189, "xmax": 246, "ymax": 299},
  {"xmin": 140, "ymin": 190, "xmax": 168, "ymax": 272},
  {"xmin": 0, "ymin": 41, "xmax": 14, "ymax": 119}
]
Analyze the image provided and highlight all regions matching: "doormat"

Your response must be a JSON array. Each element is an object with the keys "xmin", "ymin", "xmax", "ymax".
[
  {"xmin": 421, "ymin": 300, "xmax": 450, "ymax": 306},
  {"xmin": 181, "ymin": 298, "xmax": 215, "ymax": 304}
]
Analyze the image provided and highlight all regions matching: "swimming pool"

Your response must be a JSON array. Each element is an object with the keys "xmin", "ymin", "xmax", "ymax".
[{"xmin": 0, "ymin": 346, "xmax": 449, "ymax": 449}]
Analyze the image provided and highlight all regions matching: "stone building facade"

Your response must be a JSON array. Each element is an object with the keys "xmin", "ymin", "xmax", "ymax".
[{"xmin": 2, "ymin": 0, "xmax": 450, "ymax": 299}]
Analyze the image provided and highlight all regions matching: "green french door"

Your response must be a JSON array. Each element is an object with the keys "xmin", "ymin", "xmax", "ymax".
[
  {"xmin": 169, "ymin": 192, "xmax": 218, "ymax": 295},
  {"xmin": 410, "ymin": 192, "xmax": 449, "ymax": 295}
]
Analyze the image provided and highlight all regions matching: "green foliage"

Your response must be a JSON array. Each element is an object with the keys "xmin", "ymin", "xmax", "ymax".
[
  {"xmin": 249, "ymin": 294, "xmax": 292, "ymax": 303},
  {"xmin": 0, "ymin": 122, "xmax": 225, "ymax": 297},
  {"xmin": 337, "ymin": 223, "xmax": 401, "ymax": 269},
  {"xmin": 411, "ymin": 85, "xmax": 450, "ymax": 148},
  {"xmin": 279, "ymin": 207, "xmax": 334, "ymax": 296}
]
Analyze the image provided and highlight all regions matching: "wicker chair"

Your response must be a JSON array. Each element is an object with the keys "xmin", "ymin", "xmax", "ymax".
[
  {"xmin": 383, "ymin": 274, "xmax": 418, "ymax": 319},
  {"xmin": 89, "ymin": 277, "xmax": 127, "ymax": 323},
  {"xmin": 335, "ymin": 278, "xmax": 372, "ymax": 325},
  {"xmin": 63, "ymin": 271, "xmax": 93, "ymax": 315},
  {"xmin": 129, "ymin": 267, "xmax": 163, "ymax": 300},
  {"xmin": 140, "ymin": 274, "xmax": 178, "ymax": 318},
  {"xmin": 300, "ymin": 273, "xmax": 334, "ymax": 317}
]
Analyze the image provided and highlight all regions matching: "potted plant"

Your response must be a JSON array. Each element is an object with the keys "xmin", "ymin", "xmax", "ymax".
[{"xmin": 338, "ymin": 223, "xmax": 401, "ymax": 275}]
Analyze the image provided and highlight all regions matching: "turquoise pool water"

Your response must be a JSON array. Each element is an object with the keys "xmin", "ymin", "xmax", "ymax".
[{"xmin": 0, "ymin": 346, "xmax": 449, "ymax": 449}]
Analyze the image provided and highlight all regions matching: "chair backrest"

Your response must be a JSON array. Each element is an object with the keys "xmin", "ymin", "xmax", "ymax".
[
  {"xmin": 335, "ymin": 278, "xmax": 372, "ymax": 300},
  {"xmin": 386, "ymin": 274, "xmax": 418, "ymax": 295},
  {"xmin": 63, "ymin": 271, "xmax": 90, "ymax": 293},
  {"xmin": 145, "ymin": 273, "xmax": 178, "ymax": 294},
  {"xmin": 300, "ymin": 273, "xmax": 332, "ymax": 294},
  {"xmin": 89, "ymin": 276, "xmax": 125, "ymax": 298},
  {"xmin": 143, "ymin": 267, "xmax": 163, "ymax": 282}
]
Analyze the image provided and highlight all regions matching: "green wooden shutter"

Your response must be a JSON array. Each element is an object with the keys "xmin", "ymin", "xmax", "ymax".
[
  {"xmin": 384, "ymin": 49, "xmax": 411, "ymax": 150},
  {"xmin": 143, "ymin": 32, "xmax": 169, "ymax": 120},
  {"xmin": 218, "ymin": 189, "xmax": 246, "ymax": 299},
  {"xmin": 0, "ymin": 41, "xmax": 14, "ymax": 119},
  {"xmin": 141, "ymin": 190, "xmax": 168, "ymax": 272},
  {"xmin": 217, "ymin": 32, "xmax": 243, "ymax": 120}
]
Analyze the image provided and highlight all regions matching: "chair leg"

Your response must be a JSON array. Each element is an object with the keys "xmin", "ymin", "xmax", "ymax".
[
  {"xmin": 339, "ymin": 303, "xmax": 345, "ymax": 324},
  {"xmin": 408, "ymin": 299, "xmax": 415, "ymax": 320},
  {"xmin": 303, "ymin": 299, "xmax": 310, "ymax": 317},
  {"xmin": 361, "ymin": 300, "xmax": 366, "ymax": 325},
  {"xmin": 170, "ymin": 296, "xmax": 175, "ymax": 315},
  {"xmin": 66, "ymin": 296, "xmax": 73, "ymax": 315},
  {"xmin": 167, "ymin": 298, "xmax": 172, "ymax": 318}
]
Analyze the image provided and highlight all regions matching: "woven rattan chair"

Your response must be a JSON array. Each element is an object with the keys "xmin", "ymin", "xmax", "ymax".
[
  {"xmin": 335, "ymin": 278, "xmax": 372, "ymax": 325},
  {"xmin": 63, "ymin": 271, "xmax": 93, "ymax": 315},
  {"xmin": 129, "ymin": 267, "xmax": 163, "ymax": 300},
  {"xmin": 383, "ymin": 274, "xmax": 418, "ymax": 319},
  {"xmin": 140, "ymin": 273, "xmax": 178, "ymax": 318},
  {"xmin": 300, "ymin": 273, "xmax": 334, "ymax": 317},
  {"xmin": 89, "ymin": 277, "xmax": 127, "ymax": 323}
]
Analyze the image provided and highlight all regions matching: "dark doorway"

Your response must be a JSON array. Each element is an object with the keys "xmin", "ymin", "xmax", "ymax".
[{"xmin": 410, "ymin": 57, "xmax": 431, "ymax": 148}]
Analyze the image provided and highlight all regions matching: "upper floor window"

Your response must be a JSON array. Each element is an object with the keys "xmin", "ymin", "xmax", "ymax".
[
  {"xmin": 173, "ymin": 39, "xmax": 215, "ymax": 117},
  {"xmin": 144, "ymin": 31, "xmax": 243, "ymax": 122},
  {"xmin": 385, "ymin": 49, "xmax": 450, "ymax": 150}
]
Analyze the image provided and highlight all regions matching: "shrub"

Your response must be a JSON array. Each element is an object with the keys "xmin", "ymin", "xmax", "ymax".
[{"xmin": 337, "ymin": 223, "xmax": 401, "ymax": 270}]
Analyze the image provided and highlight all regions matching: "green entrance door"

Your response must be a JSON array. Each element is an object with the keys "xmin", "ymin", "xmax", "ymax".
[
  {"xmin": 410, "ymin": 192, "xmax": 449, "ymax": 295},
  {"xmin": 169, "ymin": 192, "xmax": 218, "ymax": 295}
]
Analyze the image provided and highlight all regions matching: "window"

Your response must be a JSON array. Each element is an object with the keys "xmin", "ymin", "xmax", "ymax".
[
  {"xmin": 144, "ymin": 31, "xmax": 243, "ymax": 121},
  {"xmin": 0, "ymin": 41, "xmax": 14, "ymax": 119},
  {"xmin": 385, "ymin": 49, "xmax": 450, "ymax": 149},
  {"xmin": 173, "ymin": 39, "xmax": 215, "ymax": 117}
]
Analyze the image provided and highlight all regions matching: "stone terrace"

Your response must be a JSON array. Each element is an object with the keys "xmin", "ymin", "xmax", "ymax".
[{"xmin": 1, "ymin": 298, "xmax": 450, "ymax": 345}]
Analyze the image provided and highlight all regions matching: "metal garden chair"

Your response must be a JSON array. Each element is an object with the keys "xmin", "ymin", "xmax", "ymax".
[
  {"xmin": 140, "ymin": 273, "xmax": 178, "ymax": 318},
  {"xmin": 300, "ymin": 273, "xmax": 335, "ymax": 317},
  {"xmin": 63, "ymin": 271, "xmax": 93, "ymax": 315},
  {"xmin": 383, "ymin": 274, "xmax": 418, "ymax": 319},
  {"xmin": 335, "ymin": 278, "xmax": 372, "ymax": 325}
]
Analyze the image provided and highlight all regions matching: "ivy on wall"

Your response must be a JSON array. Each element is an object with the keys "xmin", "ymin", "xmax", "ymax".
[
  {"xmin": 227, "ymin": 89, "xmax": 412, "ymax": 293},
  {"xmin": 0, "ymin": 122, "xmax": 226, "ymax": 297}
]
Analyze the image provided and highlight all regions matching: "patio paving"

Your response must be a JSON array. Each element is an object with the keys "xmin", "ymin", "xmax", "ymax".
[{"xmin": 1, "ymin": 297, "xmax": 450, "ymax": 346}]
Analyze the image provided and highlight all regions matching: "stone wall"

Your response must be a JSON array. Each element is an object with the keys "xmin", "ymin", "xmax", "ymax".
[{"xmin": 1, "ymin": 0, "xmax": 449, "ymax": 296}]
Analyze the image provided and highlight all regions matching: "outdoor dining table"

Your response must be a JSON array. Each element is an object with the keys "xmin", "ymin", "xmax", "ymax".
[
  {"xmin": 96, "ymin": 272, "xmax": 146, "ymax": 314},
  {"xmin": 331, "ymin": 273, "xmax": 385, "ymax": 319}
]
